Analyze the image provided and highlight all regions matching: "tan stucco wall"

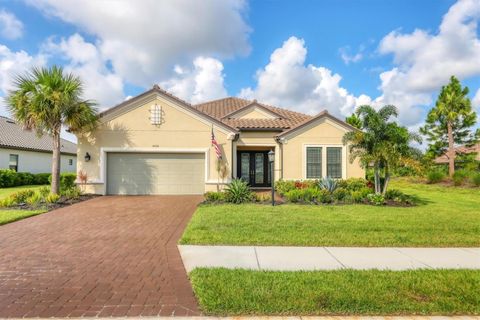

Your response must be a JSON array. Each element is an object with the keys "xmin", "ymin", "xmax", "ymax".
[
  {"xmin": 234, "ymin": 107, "xmax": 276, "ymax": 119},
  {"xmin": 281, "ymin": 118, "xmax": 364, "ymax": 180},
  {"xmin": 0, "ymin": 148, "xmax": 76, "ymax": 173},
  {"xmin": 77, "ymin": 94, "xmax": 232, "ymax": 194}
]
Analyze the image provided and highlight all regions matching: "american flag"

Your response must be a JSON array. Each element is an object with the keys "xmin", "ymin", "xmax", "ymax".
[{"xmin": 211, "ymin": 128, "xmax": 222, "ymax": 160}]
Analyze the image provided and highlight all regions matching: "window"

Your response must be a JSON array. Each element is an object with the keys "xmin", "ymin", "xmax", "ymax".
[
  {"xmin": 306, "ymin": 147, "xmax": 322, "ymax": 179},
  {"xmin": 9, "ymin": 154, "xmax": 18, "ymax": 172},
  {"xmin": 69, "ymin": 159, "xmax": 73, "ymax": 166},
  {"xmin": 327, "ymin": 147, "xmax": 342, "ymax": 178}
]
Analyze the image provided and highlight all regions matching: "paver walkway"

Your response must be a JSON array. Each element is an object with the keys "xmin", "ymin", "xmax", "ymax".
[
  {"xmin": 0, "ymin": 196, "xmax": 203, "ymax": 318},
  {"xmin": 179, "ymin": 245, "xmax": 480, "ymax": 272}
]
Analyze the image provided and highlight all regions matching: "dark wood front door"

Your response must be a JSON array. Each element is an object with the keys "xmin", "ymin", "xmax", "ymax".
[{"xmin": 237, "ymin": 151, "xmax": 271, "ymax": 187}]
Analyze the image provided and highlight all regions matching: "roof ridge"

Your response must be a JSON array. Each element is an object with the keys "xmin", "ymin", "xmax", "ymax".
[{"xmin": 193, "ymin": 96, "xmax": 251, "ymax": 107}]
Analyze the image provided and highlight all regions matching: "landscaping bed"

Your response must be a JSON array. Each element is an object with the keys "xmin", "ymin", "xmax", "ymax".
[
  {"xmin": 190, "ymin": 268, "xmax": 480, "ymax": 316},
  {"xmin": 181, "ymin": 179, "xmax": 480, "ymax": 247}
]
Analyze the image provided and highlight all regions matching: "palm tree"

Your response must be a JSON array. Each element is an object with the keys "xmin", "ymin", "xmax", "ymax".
[
  {"xmin": 343, "ymin": 105, "xmax": 421, "ymax": 194},
  {"xmin": 7, "ymin": 66, "xmax": 98, "ymax": 194}
]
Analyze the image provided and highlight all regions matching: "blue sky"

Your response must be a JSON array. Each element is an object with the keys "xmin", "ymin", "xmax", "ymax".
[{"xmin": 0, "ymin": 0, "xmax": 479, "ymax": 140}]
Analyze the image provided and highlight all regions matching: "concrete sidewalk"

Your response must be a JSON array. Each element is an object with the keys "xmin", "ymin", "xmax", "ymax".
[{"xmin": 178, "ymin": 245, "xmax": 480, "ymax": 272}]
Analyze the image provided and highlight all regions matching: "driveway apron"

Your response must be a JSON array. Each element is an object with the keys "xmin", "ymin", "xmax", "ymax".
[{"xmin": 0, "ymin": 195, "xmax": 203, "ymax": 317}]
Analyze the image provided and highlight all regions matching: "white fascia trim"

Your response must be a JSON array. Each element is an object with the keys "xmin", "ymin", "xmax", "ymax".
[
  {"xmin": 302, "ymin": 143, "xmax": 347, "ymax": 180},
  {"xmin": 101, "ymin": 92, "xmax": 234, "ymax": 135},
  {"xmin": 282, "ymin": 117, "xmax": 351, "ymax": 140},
  {"xmin": 98, "ymin": 147, "xmax": 210, "ymax": 195}
]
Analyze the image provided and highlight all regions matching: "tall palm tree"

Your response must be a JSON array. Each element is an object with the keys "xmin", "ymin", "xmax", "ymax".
[
  {"xmin": 7, "ymin": 66, "xmax": 98, "ymax": 194},
  {"xmin": 343, "ymin": 105, "xmax": 421, "ymax": 194}
]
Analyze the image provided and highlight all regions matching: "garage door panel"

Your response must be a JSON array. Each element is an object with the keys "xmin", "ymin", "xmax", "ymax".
[{"xmin": 107, "ymin": 153, "xmax": 205, "ymax": 195}]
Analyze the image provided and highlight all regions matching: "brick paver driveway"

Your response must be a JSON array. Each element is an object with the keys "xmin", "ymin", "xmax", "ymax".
[{"xmin": 0, "ymin": 195, "xmax": 203, "ymax": 317}]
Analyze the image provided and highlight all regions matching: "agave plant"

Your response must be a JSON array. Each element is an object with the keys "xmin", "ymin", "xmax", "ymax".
[
  {"xmin": 319, "ymin": 177, "xmax": 338, "ymax": 193},
  {"xmin": 225, "ymin": 179, "xmax": 253, "ymax": 204}
]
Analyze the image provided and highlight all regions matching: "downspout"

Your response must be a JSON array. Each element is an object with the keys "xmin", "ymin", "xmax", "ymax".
[
  {"xmin": 275, "ymin": 136, "xmax": 284, "ymax": 180},
  {"xmin": 231, "ymin": 133, "xmax": 240, "ymax": 179}
]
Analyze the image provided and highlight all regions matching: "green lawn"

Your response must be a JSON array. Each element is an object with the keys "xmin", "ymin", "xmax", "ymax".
[
  {"xmin": 0, "ymin": 185, "xmax": 48, "ymax": 225},
  {"xmin": 0, "ymin": 185, "xmax": 47, "ymax": 199},
  {"xmin": 181, "ymin": 179, "xmax": 480, "ymax": 247},
  {"xmin": 190, "ymin": 268, "xmax": 480, "ymax": 315},
  {"xmin": 0, "ymin": 209, "xmax": 46, "ymax": 225}
]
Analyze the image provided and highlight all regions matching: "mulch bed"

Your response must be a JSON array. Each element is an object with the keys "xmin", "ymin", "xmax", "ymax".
[{"xmin": 9, "ymin": 194, "xmax": 100, "ymax": 211}]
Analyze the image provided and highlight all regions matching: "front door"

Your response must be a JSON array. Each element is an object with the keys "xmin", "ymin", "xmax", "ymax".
[{"xmin": 237, "ymin": 151, "xmax": 271, "ymax": 187}]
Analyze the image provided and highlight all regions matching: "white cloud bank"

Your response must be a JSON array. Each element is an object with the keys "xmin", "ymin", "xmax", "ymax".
[
  {"xmin": 27, "ymin": 0, "xmax": 251, "ymax": 87},
  {"xmin": 240, "ymin": 0, "xmax": 480, "ymax": 127},
  {"xmin": 376, "ymin": 0, "xmax": 480, "ymax": 124},
  {"xmin": 239, "ymin": 37, "xmax": 370, "ymax": 118},
  {"xmin": 0, "ymin": 9, "xmax": 23, "ymax": 40}
]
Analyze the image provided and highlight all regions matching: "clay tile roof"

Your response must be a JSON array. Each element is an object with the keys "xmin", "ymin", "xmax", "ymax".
[
  {"xmin": 434, "ymin": 143, "xmax": 480, "ymax": 163},
  {"xmin": 193, "ymin": 97, "xmax": 311, "ymax": 130},
  {"xmin": 0, "ymin": 116, "xmax": 77, "ymax": 155}
]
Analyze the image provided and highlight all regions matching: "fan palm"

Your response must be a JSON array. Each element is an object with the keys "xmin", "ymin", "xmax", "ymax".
[
  {"xmin": 343, "ymin": 105, "xmax": 421, "ymax": 194},
  {"xmin": 7, "ymin": 66, "xmax": 98, "ymax": 194}
]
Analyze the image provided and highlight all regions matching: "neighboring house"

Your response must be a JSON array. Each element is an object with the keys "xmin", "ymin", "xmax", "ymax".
[
  {"xmin": 0, "ymin": 116, "xmax": 77, "ymax": 173},
  {"xmin": 77, "ymin": 85, "xmax": 364, "ymax": 195},
  {"xmin": 434, "ymin": 143, "xmax": 480, "ymax": 164}
]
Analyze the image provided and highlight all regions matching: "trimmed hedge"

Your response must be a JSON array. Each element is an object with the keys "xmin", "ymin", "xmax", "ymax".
[{"xmin": 0, "ymin": 169, "xmax": 75, "ymax": 188}]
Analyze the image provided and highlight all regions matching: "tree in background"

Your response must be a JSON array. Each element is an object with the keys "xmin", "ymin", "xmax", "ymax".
[
  {"xmin": 420, "ymin": 76, "xmax": 479, "ymax": 177},
  {"xmin": 343, "ymin": 105, "xmax": 421, "ymax": 194},
  {"xmin": 345, "ymin": 112, "xmax": 362, "ymax": 129},
  {"xmin": 7, "ymin": 66, "xmax": 98, "ymax": 194}
]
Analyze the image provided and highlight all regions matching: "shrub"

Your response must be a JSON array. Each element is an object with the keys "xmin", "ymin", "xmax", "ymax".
[
  {"xmin": 317, "ymin": 189, "xmax": 333, "ymax": 203},
  {"xmin": 275, "ymin": 180, "xmax": 296, "ymax": 195},
  {"xmin": 339, "ymin": 178, "xmax": 368, "ymax": 191},
  {"xmin": 284, "ymin": 189, "xmax": 303, "ymax": 203},
  {"xmin": 224, "ymin": 179, "xmax": 252, "ymax": 204},
  {"xmin": 253, "ymin": 193, "xmax": 271, "ymax": 202},
  {"xmin": 472, "ymin": 172, "xmax": 480, "ymax": 187},
  {"xmin": 205, "ymin": 191, "xmax": 225, "ymax": 202},
  {"xmin": 452, "ymin": 169, "xmax": 469, "ymax": 186},
  {"xmin": 351, "ymin": 187, "xmax": 371, "ymax": 203},
  {"xmin": 384, "ymin": 189, "xmax": 404, "ymax": 200},
  {"xmin": 426, "ymin": 170, "xmax": 445, "ymax": 184},
  {"xmin": 0, "ymin": 196, "xmax": 17, "ymax": 207},
  {"xmin": 45, "ymin": 193, "xmax": 60, "ymax": 204},
  {"xmin": 38, "ymin": 186, "xmax": 50, "ymax": 198},
  {"xmin": 319, "ymin": 177, "xmax": 338, "ymax": 193},
  {"xmin": 12, "ymin": 189, "xmax": 36, "ymax": 203},
  {"xmin": 15, "ymin": 172, "xmax": 35, "ymax": 185},
  {"xmin": 0, "ymin": 169, "xmax": 16, "ymax": 187},
  {"xmin": 62, "ymin": 186, "xmax": 82, "ymax": 199},
  {"xmin": 367, "ymin": 193, "xmax": 385, "ymax": 206},
  {"xmin": 26, "ymin": 192, "xmax": 43, "ymax": 206},
  {"xmin": 34, "ymin": 173, "xmax": 50, "ymax": 185},
  {"xmin": 332, "ymin": 187, "xmax": 348, "ymax": 201},
  {"xmin": 49, "ymin": 172, "xmax": 77, "ymax": 190}
]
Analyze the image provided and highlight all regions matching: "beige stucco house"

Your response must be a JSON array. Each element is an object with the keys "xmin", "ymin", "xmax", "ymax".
[{"xmin": 77, "ymin": 85, "xmax": 364, "ymax": 195}]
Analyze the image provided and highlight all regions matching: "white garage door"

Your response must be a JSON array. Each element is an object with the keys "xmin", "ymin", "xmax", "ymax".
[{"xmin": 106, "ymin": 152, "xmax": 205, "ymax": 195}]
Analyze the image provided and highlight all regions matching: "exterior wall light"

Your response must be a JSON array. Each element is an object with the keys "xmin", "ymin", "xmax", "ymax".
[
  {"xmin": 268, "ymin": 150, "xmax": 275, "ymax": 206},
  {"xmin": 84, "ymin": 152, "xmax": 91, "ymax": 162}
]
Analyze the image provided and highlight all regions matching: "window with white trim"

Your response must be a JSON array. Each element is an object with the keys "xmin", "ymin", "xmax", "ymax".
[
  {"xmin": 327, "ymin": 147, "xmax": 342, "ymax": 178},
  {"xmin": 69, "ymin": 159, "xmax": 73, "ymax": 166},
  {"xmin": 306, "ymin": 147, "xmax": 322, "ymax": 179}
]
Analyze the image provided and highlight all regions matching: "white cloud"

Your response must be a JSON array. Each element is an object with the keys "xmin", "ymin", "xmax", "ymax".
[
  {"xmin": 239, "ymin": 36, "xmax": 369, "ymax": 118},
  {"xmin": 0, "ymin": 9, "xmax": 24, "ymax": 40},
  {"xmin": 377, "ymin": 0, "xmax": 480, "ymax": 125},
  {"xmin": 339, "ymin": 46, "xmax": 363, "ymax": 65},
  {"xmin": 43, "ymin": 34, "xmax": 125, "ymax": 109},
  {"xmin": 161, "ymin": 56, "xmax": 227, "ymax": 104},
  {"xmin": 0, "ymin": 45, "xmax": 46, "ymax": 116},
  {"xmin": 27, "ymin": 0, "xmax": 250, "ymax": 87},
  {"xmin": 473, "ymin": 88, "xmax": 480, "ymax": 110}
]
